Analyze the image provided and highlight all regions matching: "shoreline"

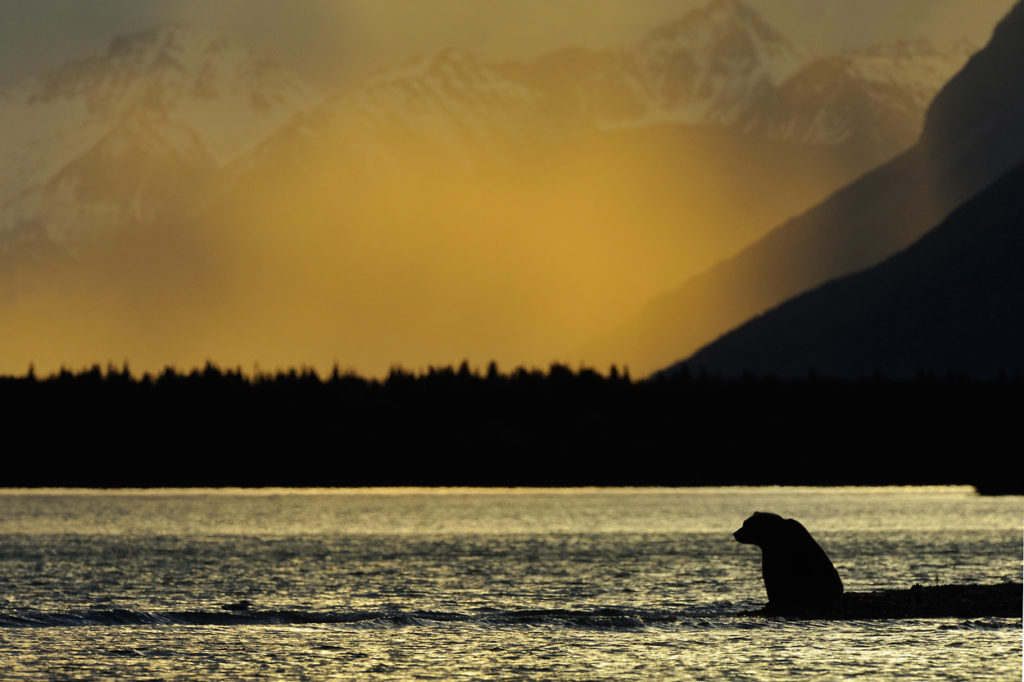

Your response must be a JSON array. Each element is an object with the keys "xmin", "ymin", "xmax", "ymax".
[{"xmin": 743, "ymin": 582, "xmax": 1022, "ymax": 619}]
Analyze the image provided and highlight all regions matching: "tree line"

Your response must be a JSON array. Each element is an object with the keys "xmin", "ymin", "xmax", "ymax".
[{"xmin": 2, "ymin": 362, "xmax": 1020, "ymax": 488}]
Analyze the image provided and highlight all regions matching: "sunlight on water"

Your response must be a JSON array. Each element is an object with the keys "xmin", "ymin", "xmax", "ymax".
[
  {"xmin": 0, "ymin": 485, "xmax": 1010, "ymax": 536},
  {"xmin": 0, "ymin": 487, "xmax": 1019, "ymax": 679}
]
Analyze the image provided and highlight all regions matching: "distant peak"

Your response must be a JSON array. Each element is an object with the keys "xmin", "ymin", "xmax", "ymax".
[
  {"xmin": 644, "ymin": 0, "xmax": 789, "ymax": 49},
  {"xmin": 366, "ymin": 47, "xmax": 487, "ymax": 87}
]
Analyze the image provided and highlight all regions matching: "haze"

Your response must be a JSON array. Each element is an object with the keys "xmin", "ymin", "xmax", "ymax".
[
  {"xmin": 0, "ymin": 0, "xmax": 1016, "ymax": 377},
  {"xmin": 0, "ymin": 0, "xmax": 1011, "ymax": 90}
]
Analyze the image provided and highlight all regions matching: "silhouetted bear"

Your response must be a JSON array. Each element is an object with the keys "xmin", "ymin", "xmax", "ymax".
[{"xmin": 734, "ymin": 512, "xmax": 843, "ymax": 612}]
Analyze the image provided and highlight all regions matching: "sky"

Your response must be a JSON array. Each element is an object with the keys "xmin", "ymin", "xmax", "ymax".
[
  {"xmin": 0, "ymin": 0, "xmax": 1016, "ymax": 92},
  {"xmin": 0, "ymin": 0, "xmax": 1019, "ymax": 377}
]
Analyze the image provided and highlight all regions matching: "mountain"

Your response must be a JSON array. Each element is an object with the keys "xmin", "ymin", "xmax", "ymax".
[
  {"xmin": 237, "ymin": 47, "xmax": 555, "ymax": 180},
  {"xmin": 198, "ymin": 0, "xmax": 957, "ymax": 374},
  {"xmin": 0, "ymin": 2, "xmax": 989, "ymax": 374},
  {"xmin": 591, "ymin": 0, "xmax": 1024, "ymax": 377},
  {"xmin": 0, "ymin": 25, "xmax": 316, "ymax": 253},
  {"xmin": 488, "ymin": 0, "xmax": 808, "ymax": 136},
  {"xmin": 214, "ymin": 0, "xmax": 974, "ymax": 324},
  {"xmin": 498, "ymin": 2, "xmax": 971, "ymax": 154},
  {"xmin": 244, "ymin": 0, "xmax": 971, "ymax": 181},
  {"xmin": 245, "ymin": 0, "xmax": 811, "ymax": 177},
  {"xmin": 0, "ymin": 3, "xmax": 971, "ymax": 257},
  {"xmin": 682, "ymin": 160, "xmax": 1024, "ymax": 378},
  {"xmin": 740, "ymin": 39, "xmax": 976, "ymax": 155},
  {"xmin": 629, "ymin": 0, "xmax": 806, "ymax": 126}
]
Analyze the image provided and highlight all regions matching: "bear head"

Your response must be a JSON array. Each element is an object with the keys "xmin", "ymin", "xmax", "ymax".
[{"xmin": 733, "ymin": 511, "xmax": 786, "ymax": 546}]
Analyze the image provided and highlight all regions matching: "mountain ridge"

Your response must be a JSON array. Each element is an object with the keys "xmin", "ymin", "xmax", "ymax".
[
  {"xmin": 0, "ymin": 24, "xmax": 316, "ymax": 252},
  {"xmin": 589, "ymin": 0, "xmax": 1024, "ymax": 377},
  {"xmin": 0, "ymin": 3, "xmax": 975, "ymax": 253},
  {"xmin": 0, "ymin": 1, "xmax": 997, "ymax": 375},
  {"xmin": 680, "ymin": 159, "xmax": 1024, "ymax": 378}
]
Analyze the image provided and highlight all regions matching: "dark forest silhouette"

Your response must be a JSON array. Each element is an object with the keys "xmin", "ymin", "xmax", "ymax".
[{"xmin": 1, "ymin": 362, "xmax": 1020, "ymax": 487}]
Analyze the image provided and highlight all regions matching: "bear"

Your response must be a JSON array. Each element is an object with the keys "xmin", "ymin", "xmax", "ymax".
[{"xmin": 734, "ymin": 511, "xmax": 843, "ymax": 613}]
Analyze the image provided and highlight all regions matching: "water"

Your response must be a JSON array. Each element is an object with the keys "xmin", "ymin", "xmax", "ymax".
[{"xmin": 0, "ymin": 487, "xmax": 1019, "ymax": 679}]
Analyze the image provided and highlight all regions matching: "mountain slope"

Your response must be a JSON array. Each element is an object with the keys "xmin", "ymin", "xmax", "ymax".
[
  {"xmin": 0, "ymin": 3, "xmax": 971, "ymax": 259},
  {"xmin": 631, "ymin": 0, "xmax": 806, "ymax": 125},
  {"xmin": 0, "ymin": 2, "xmax": 990, "ymax": 375},
  {"xmin": 0, "ymin": 25, "xmax": 315, "ymax": 251},
  {"xmin": 590, "ymin": 0, "xmax": 1024, "ymax": 376},
  {"xmin": 249, "ymin": 0, "xmax": 968, "ymax": 182},
  {"xmin": 682, "ymin": 160, "xmax": 1024, "ymax": 378},
  {"xmin": 740, "ymin": 39, "xmax": 975, "ymax": 154}
]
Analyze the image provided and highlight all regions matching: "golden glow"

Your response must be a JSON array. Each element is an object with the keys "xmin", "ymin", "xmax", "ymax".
[
  {"xmin": 4, "ymin": 1, "xmax": 1009, "ymax": 377},
  {"xmin": 1, "ymin": 118, "xmax": 869, "ymax": 377}
]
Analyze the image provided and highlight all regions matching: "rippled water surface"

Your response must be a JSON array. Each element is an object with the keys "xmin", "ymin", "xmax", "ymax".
[{"xmin": 0, "ymin": 487, "xmax": 1020, "ymax": 679}]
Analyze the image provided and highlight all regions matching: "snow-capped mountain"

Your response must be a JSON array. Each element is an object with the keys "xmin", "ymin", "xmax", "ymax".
[
  {"xmin": 267, "ymin": 0, "xmax": 971, "ymax": 174},
  {"xmin": 0, "ymin": 0, "xmax": 977, "ymax": 256},
  {"xmin": 0, "ymin": 24, "xmax": 316, "ymax": 250},
  {"xmin": 354, "ymin": 49, "xmax": 548, "ymax": 152},
  {"xmin": 0, "ymin": 0, "xmax": 997, "ymax": 378},
  {"xmin": 244, "ymin": 48, "xmax": 552, "ymax": 179},
  {"xmin": 632, "ymin": 0, "xmax": 807, "ymax": 125},
  {"xmin": 493, "ymin": 0, "xmax": 808, "ymax": 131},
  {"xmin": 515, "ymin": 5, "xmax": 973, "ymax": 146},
  {"xmin": 313, "ymin": 0, "xmax": 811, "ymax": 146},
  {"xmin": 740, "ymin": 39, "xmax": 978, "ymax": 149}
]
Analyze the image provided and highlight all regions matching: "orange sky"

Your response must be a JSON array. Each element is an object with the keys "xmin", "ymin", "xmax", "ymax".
[{"xmin": 0, "ymin": 1, "xmax": 1017, "ymax": 378}]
